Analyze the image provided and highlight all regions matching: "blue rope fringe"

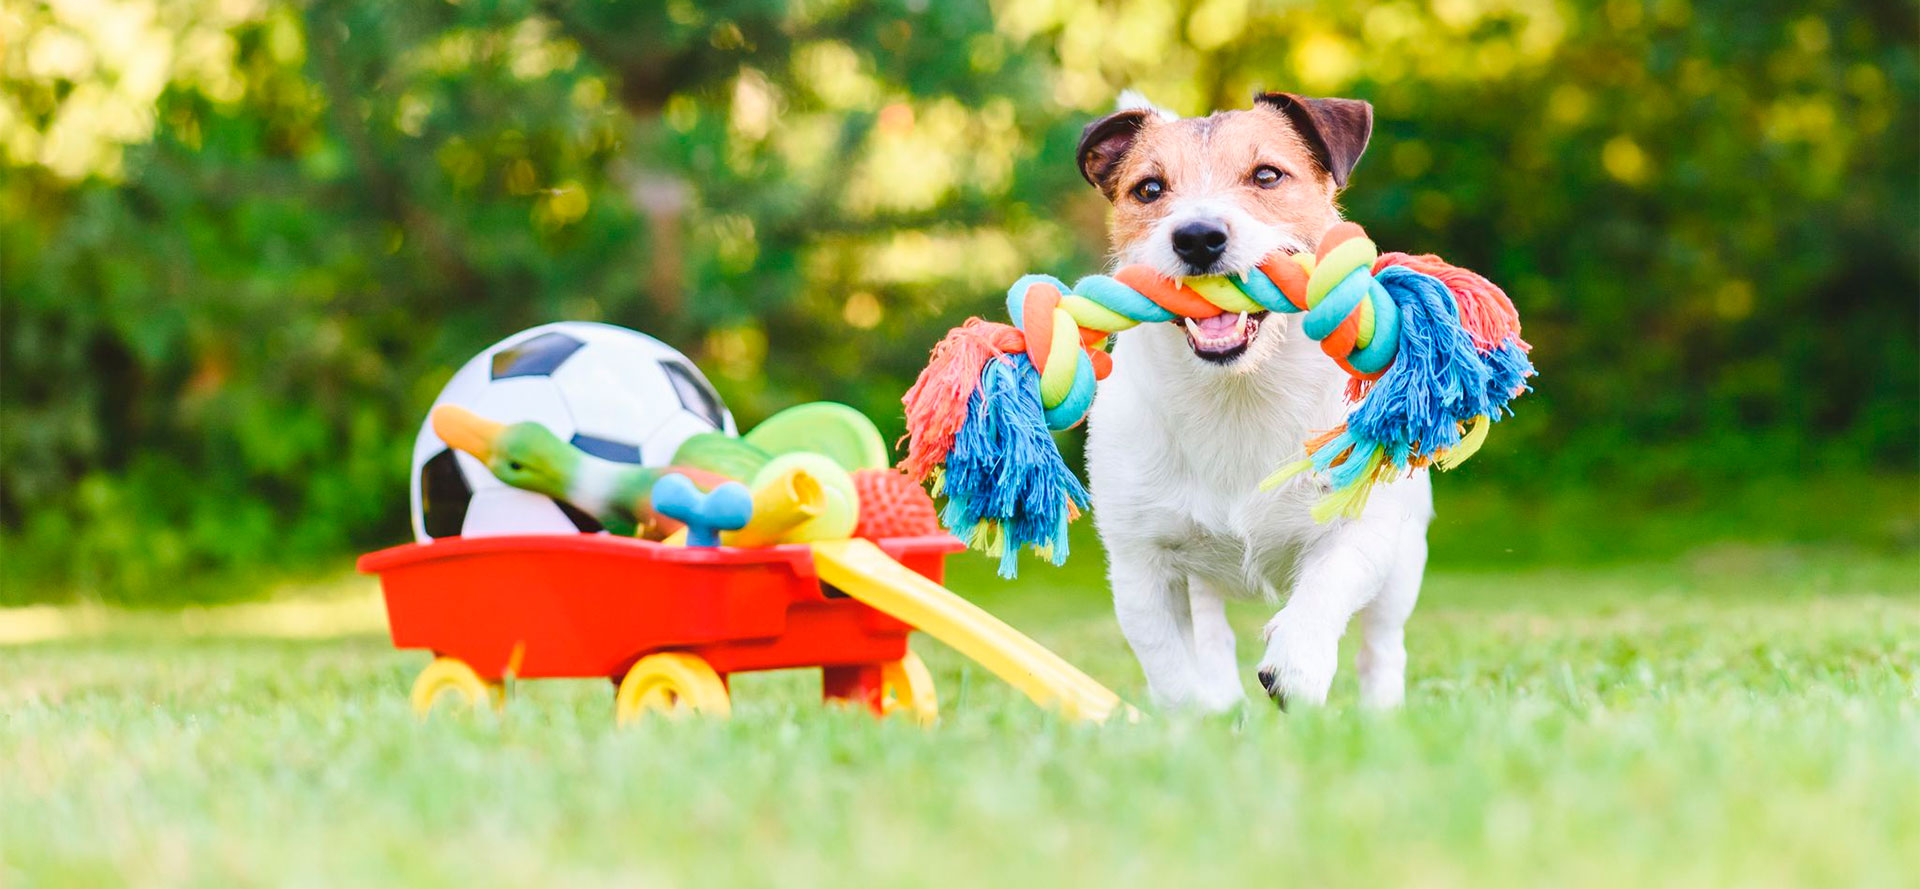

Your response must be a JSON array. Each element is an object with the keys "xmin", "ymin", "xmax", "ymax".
[{"xmin": 938, "ymin": 356, "xmax": 1089, "ymax": 577}]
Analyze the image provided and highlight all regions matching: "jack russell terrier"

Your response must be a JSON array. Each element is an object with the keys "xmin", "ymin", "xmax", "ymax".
[{"xmin": 1077, "ymin": 91, "xmax": 1431, "ymax": 712}]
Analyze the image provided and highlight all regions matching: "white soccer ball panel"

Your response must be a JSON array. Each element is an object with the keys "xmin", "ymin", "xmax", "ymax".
[
  {"xmin": 645, "ymin": 411, "xmax": 721, "ymax": 467},
  {"xmin": 594, "ymin": 351, "xmax": 697, "ymax": 434},
  {"xmin": 548, "ymin": 357, "xmax": 670, "ymax": 451},
  {"xmin": 471, "ymin": 377, "xmax": 576, "ymax": 439},
  {"xmin": 554, "ymin": 322, "xmax": 732, "ymax": 434},
  {"xmin": 452, "ymin": 449, "xmax": 501, "ymax": 491},
  {"xmin": 460, "ymin": 488, "xmax": 581, "ymax": 537},
  {"xmin": 546, "ymin": 322, "xmax": 734, "ymax": 434}
]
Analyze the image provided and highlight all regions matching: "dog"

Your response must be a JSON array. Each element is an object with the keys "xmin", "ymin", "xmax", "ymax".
[{"xmin": 1078, "ymin": 91, "xmax": 1433, "ymax": 712}]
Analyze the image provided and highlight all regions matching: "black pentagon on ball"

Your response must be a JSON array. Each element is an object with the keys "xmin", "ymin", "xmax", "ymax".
[
  {"xmin": 660, "ymin": 360, "xmax": 726, "ymax": 429},
  {"xmin": 491, "ymin": 332, "xmax": 586, "ymax": 379},
  {"xmin": 552, "ymin": 499, "xmax": 605, "ymax": 533},
  {"xmin": 570, "ymin": 433, "xmax": 642, "ymax": 464},
  {"xmin": 419, "ymin": 448, "xmax": 471, "ymax": 538}
]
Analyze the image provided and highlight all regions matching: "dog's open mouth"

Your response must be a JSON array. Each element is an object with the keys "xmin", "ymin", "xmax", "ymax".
[{"xmin": 1179, "ymin": 310, "xmax": 1269, "ymax": 363}]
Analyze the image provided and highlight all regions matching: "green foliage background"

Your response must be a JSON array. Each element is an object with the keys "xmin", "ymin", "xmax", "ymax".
[{"xmin": 3, "ymin": 0, "xmax": 1915, "ymax": 603}]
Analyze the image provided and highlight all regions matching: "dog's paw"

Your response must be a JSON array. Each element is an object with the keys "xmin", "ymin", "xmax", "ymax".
[
  {"xmin": 1148, "ymin": 686, "xmax": 1242, "ymax": 716},
  {"xmin": 1192, "ymin": 683, "xmax": 1246, "ymax": 715},
  {"xmin": 1256, "ymin": 613, "xmax": 1338, "ymax": 710}
]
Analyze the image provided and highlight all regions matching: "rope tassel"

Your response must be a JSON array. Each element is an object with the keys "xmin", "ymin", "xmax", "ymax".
[
  {"xmin": 901, "ymin": 222, "xmax": 1535, "ymax": 574},
  {"xmin": 936, "ymin": 357, "xmax": 1089, "ymax": 577}
]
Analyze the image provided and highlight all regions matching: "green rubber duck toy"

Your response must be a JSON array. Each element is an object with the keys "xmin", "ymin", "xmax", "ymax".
[{"xmin": 431, "ymin": 404, "xmax": 750, "ymax": 538}]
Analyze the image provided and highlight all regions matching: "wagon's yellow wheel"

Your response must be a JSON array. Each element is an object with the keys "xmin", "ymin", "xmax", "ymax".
[
  {"xmin": 615, "ymin": 653, "xmax": 731, "ymax": 725},
  {"xmin": 410, "ymin": 657, "xmax": 504, "ymax": 718},
  {"xmin": 878, "ymin": 650, "xmax": 939, "ymax": 725}
]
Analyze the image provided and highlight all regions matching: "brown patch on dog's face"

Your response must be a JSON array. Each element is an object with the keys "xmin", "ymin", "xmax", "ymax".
[
  {"xmin": 1077, "ymin": 94, "xmax": 1373, "ymax": 274},
  {"xmin": 1075, "ymin": 93, "xmax": 1373, "ymax": 367},
  {"xmin": 1103, "ymin": 111, "xmax": 1340, "ymax": 260}
]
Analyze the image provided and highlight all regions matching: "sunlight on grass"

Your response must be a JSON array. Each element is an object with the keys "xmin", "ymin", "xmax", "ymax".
[
  {"xmin": 3, "ymin": 546, "xmax": 1915, "ymax": 887},
  {"xmin": 0, "ymin": 574, "xmax": 384, "ymax": 645}
]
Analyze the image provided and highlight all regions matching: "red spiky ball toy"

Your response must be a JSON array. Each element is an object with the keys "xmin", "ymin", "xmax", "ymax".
[{"xmin": 852, "ymin": 468, "xmax": 942, "ymax": 539}]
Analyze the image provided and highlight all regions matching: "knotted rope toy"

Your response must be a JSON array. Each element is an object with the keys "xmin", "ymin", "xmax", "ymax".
[{"xmin": 900, "ymin": 222, "xmax": 1535, "ymax": 576}]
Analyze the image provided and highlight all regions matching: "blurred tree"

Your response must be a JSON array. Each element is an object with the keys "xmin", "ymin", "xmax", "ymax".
[{"xmin": 1, "ymin": 0, "xmax": 1913, "ymax": 602}]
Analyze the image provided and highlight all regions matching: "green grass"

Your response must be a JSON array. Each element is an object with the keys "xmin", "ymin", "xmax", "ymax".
[{"xmin": 3, "ymin": 541, "xmax": 1916, "ymax": 888}]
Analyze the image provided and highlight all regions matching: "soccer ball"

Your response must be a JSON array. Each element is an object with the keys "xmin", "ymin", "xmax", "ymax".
[{"xmin": 409, "ymin": 322, "xmax": 735, "ymax": 541}]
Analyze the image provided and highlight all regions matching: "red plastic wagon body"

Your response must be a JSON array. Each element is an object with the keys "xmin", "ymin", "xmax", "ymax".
[{"xmin": 356, "ymin": 533, "xmax": 963, "ymax": 719}]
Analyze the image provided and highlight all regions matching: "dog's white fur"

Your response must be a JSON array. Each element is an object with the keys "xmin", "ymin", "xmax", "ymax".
[{"xmin": 1085, "ymin": 100, "xmax": 1433, "ymax": 712}]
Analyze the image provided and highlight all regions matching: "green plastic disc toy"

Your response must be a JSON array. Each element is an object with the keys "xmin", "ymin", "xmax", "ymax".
[{"xmin": 743, "ymin": 402, "xmax": 889, "ymax": 472}]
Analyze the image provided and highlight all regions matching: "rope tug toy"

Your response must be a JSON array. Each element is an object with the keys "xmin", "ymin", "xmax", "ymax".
[{"xmin": 900, "ymin": 222, "xmax": 1535, "ymax": 576}]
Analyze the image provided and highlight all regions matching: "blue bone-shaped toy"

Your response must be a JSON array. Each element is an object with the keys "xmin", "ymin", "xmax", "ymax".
[{"xmin": 651, "ymin": 474, "xmax": 753, "ymax": 547}]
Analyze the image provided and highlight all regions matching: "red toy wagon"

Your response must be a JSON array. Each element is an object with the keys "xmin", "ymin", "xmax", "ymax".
[{"xmin": 357, "ymin": 533, "xmax": 963, "ymax": 723}]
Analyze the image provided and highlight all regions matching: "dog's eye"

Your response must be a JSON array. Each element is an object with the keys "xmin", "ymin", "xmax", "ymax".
[
  {"xmin": 1130, "ymin": 177, "xmax": 1165, "ymax": 203},
  {"xmin": 1252, "ymin": 166, "xmax": 1285, "ymax": 188}
]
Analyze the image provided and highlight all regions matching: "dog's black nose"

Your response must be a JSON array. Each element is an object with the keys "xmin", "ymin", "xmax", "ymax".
[{"xmin": 1171, "ymin": 221, "xmax": 1229, "ymax": 272}]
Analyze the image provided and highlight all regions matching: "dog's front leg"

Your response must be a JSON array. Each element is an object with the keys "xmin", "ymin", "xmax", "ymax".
[
  {"xmin": 1354, "ymin": 530, "xmax": 1426, "ymax": 709},
  {"xmin": 1256, "ymin": 528, "xmax": 1390, "ymax": 708},
  {"xmin": 1188, "ymin": 582, "xmax": 1246, "ymax": 712},
  {"xmin": 1108, "ymin": 545, "xmax": 1208, "ymax": 711}
]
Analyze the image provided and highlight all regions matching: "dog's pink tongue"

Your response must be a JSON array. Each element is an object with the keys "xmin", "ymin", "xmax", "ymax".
[{"xmin": 1192, "ymin": 313, "xmax": 1239, "ymax": 335}]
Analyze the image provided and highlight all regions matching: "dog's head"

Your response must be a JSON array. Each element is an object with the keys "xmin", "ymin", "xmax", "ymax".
[{"xmin": 1078, "ymin": 91, "xmax": 1373, "ymax": 368}]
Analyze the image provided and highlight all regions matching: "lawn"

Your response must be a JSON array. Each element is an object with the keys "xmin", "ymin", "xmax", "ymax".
[{"xmin": 3, "ymin": 536, "xmax": 1916, "ymax": 888}]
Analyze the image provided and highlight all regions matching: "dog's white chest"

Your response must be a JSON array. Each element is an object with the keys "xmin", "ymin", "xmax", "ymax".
[{"xmin": 1084, "ymin": 323, "xmax": 1352, "ymax": 597}]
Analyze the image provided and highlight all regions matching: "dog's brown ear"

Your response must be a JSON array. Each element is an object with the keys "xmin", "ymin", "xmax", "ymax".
[
  {"xmin": 1077, "ymin": 109, "xmax": 1153, "ymax": 198},
  {"xmin": 1253, "ymin": 92, "xmax": 1373, "ymax": 188}
]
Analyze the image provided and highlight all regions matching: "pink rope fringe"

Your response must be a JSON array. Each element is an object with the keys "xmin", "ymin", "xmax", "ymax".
[
  {"xmin": 899, "ymin": 318, "xmax": 1026, "ymax": 481},
  {"xmin": 1376, "ymin": 252, "xmax": 1529, "ymax": 353}
]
